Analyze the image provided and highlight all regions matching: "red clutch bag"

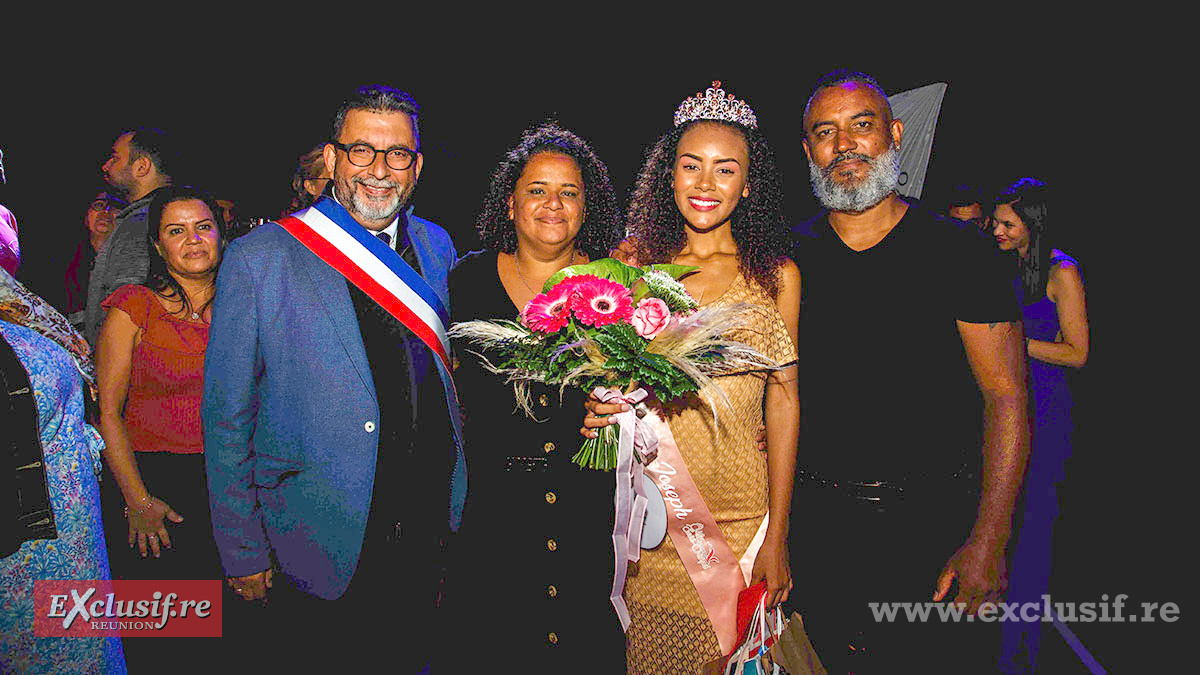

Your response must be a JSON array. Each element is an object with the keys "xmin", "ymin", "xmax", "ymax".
[{"xmin": 734, "ymin": 581, "xmax": 769, "ymax": 646}]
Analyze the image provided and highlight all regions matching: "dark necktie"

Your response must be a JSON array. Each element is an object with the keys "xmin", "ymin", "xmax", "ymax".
[{"xmin": 376, "ymin": 228, "xmax": 420, "ymax": 274}]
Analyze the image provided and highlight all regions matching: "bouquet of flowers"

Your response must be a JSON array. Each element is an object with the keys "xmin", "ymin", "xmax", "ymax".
[{"xmin": 448, "ymin": 258, "xmax": 778, "ymax": 469}]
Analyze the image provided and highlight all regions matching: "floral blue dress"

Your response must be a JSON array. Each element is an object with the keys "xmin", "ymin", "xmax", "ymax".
[{"xmin": 0, "ymin": 321, "xmax": 126, "ymax": 674}]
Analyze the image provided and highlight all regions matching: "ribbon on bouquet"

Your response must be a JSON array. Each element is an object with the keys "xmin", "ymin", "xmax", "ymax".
[
  {"xmin": 600, "ymin": 386, "xmax": 769, "ymax": 654},
  {"xmin": 599, "ymin": 387, "xmax": 659, "ymax": 632}
]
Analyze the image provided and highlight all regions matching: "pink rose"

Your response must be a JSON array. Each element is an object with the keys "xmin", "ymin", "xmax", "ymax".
[{"xmin": 630, "ymin": 297, "xmax": 671, "ymax": 339}]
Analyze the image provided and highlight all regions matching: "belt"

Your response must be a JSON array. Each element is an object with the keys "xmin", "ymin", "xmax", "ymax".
[{"xmin": 796, "ymin": 468, "xmax": 977, "ymax": 510}]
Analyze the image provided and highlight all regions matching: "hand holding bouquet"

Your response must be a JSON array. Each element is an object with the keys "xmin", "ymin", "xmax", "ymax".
[{"xmin": 448, "ymin": 257, "xmax": 778, "ymax": 469}]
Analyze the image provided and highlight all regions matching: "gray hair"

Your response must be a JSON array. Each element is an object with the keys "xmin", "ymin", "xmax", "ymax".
[
  {"xmin": 808, "ymin": 144, "xmax": 900, "ymax": 213},
  {"xmin": 330, "ymin": 84, "xmax": 421, "ymax": 150}
]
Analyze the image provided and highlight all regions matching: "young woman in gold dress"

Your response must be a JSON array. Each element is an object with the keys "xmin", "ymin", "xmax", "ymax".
[{"xmin": 587, "ymin": 83, "xmax": 800, "ymax": 674}]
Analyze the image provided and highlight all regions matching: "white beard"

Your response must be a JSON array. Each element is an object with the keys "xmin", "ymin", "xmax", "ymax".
[
  {"xmin": 339, "ymin": 176, "xmax": 403, "ymax": 222},
  {"xmin": 808, "ymin": 144, "xmax": 900, "ymax": 213}
]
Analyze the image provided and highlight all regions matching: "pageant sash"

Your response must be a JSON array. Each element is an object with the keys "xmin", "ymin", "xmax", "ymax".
[
  {"xmin": 276, "ymin": 197, "xmax": 452, "ymax": 370},
  {"xmin": 599, "ymin": 383, "xmax": 770, "ymax": 655},
  {"xmin": 640, "ymin": 411, "xmax": 764, "ymax": 655}
]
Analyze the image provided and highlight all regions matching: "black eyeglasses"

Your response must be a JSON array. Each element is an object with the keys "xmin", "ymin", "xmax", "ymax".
[{"xmin": 329, "ymin": 142, "xmax": 418, "ymax": 171}]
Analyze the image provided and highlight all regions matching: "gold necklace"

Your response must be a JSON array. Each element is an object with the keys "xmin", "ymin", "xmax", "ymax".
[{"xmin": 515, "ymin": 248, "xmax": 575, "ymax": 295}]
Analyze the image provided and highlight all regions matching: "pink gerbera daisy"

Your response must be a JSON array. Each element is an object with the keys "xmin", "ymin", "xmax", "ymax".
[
  {"xmin": 569, "ymin": 275, "xmax": 634, "ymax": 327},
  {"xmin": 521, "ymin": 284, "xmax": 573, "ymax": 333}
]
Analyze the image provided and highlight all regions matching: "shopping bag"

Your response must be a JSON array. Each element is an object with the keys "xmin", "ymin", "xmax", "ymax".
[{"xmin": 768, "ymin": 610, "xmax": 827, "ymax": 675}]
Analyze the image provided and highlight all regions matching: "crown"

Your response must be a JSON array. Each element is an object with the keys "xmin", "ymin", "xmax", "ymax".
[{"xmin": 673, "ymin": 81, "xmax": 758, "ymax": 129}]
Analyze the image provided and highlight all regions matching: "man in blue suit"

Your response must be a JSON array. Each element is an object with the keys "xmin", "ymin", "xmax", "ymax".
[{"xmin": 202, "ymin": 84, "xmax": 464, "ymax": 670}]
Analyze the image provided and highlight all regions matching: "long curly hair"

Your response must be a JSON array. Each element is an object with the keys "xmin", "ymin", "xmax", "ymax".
[
  {"xmin": 475, "ymin": 122, "xmax": 623, "ymax": 260},
  {"xmin": 144, "ymin": 185, "xmax": 227, "ymax": 318},
  {"xmin": 627, "ymin": 120, "xmax": 789, "ymax": 297}
]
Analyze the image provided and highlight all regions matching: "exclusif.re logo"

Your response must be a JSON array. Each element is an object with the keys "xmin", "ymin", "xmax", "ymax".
[
  {"xmin": 34, "ymin": 580, "xmax": 222, "ymax": 638},
  {"xmin": 47, "ymin": 587, "xmax": 211, "ymax": 630}
]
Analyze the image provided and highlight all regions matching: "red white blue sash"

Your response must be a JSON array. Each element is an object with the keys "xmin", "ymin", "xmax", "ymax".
[{"xmin": 277, "ymin": 197, "xmax": 452, "ymax": 371}]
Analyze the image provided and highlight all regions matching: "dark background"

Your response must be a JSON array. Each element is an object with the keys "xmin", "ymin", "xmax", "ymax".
[{"xmin": 1, "ymin": 28, "xmax": 1181, "ymax": 671}]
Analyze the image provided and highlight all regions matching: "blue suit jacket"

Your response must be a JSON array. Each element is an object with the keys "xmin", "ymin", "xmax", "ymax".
[{"xmin": 202, "ymin": 207, "xmax": 465, "ymax": 600}]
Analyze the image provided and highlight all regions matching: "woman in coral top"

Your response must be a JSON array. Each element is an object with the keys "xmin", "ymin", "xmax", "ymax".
[{"xmin": 96, "ymin": 185, "xmax": 224, "ymax": 581}]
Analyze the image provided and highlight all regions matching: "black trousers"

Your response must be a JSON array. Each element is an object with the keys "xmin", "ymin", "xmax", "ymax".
[
  {"xmin": 103, "ymin": 453, "xmax": 224, "ymax": 674},
  {"xmin": 107, "ymin": 452, "xmax": 223, "ymax": 581},
  {"xmin": 788, "ymin": 482, "xmax": 1003, "ymax": 673},
  {"xmin": 223, "ymin": 521, "xmax": 442, "ymax": 674}
]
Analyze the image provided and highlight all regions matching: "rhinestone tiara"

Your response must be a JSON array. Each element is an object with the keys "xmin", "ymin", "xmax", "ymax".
[{"xmin": 673, "ymin": 81, "xmax": 758, "ymax": 129}]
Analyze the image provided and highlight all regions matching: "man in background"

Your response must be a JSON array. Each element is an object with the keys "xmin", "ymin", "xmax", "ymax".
[
  {"xmin": 83, "ymin": 127, "xmax": 175, "ymax": 344},
  {"xmin": 948, "ymin": 181, "xmax": 987, "ymax": 228}
]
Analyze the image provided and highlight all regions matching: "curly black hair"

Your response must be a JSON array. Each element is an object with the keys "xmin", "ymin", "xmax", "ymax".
[
  {"xmin": 475, "ymin": 122, "xmax": 623, "ymax": 261},
  {"xmin": 627, "ymin": 120, "xmax": 789, "ymax": 297}
]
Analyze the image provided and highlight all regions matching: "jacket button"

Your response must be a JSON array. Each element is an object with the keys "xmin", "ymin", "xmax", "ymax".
[
  {"xmin": 543, "ymin": 442, "xmax": 555, "ymax": 453},
  {"xmin": 364, "ymin": 421, "xmax": 376, "ymax": 432},
  {"xmin": 545, "ymin": 491, "xmax": 557, "ymax": 504},
  {"xmin": 547, "ymin": 632, "xmax": 558, "ymax": 645},
  {"xmin": 547, "ymin": 538, "xmax": 557, "ymax": 551},
  {"xmin": 547, "ymin": 584, "xmax": 558, "ymax": 598}
]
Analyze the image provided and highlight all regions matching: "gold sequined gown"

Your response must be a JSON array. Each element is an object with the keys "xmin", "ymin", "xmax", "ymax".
[{"xmin": 623, "ymin": 273, "xmax": 797, "ymax": 674}]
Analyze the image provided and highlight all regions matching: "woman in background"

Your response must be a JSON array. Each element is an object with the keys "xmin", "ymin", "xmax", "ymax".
[
  {"xmin": 284, "ymin": 144, "xmax": 331, "ymax": 215},
  {"xmin": 95, "ymin": 185, "xmax": 225, "ymax": 579},
  {"xmin": 64, "ymin": 190, "xmax": 126, "ymax": 331},
  {"xmin": 991, "ymin": 177, "xmax": 1088, "ymax": 674},
  {"xmin": 1, "ymin": 266, "xmax": 126, "ymax": 674}
]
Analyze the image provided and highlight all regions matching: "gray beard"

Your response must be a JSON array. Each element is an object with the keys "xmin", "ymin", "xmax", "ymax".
[
  {"xmin": 808, "ymin": 144, "xmax": 900, "ymax": 213},
  {"xmin": 337, "ymin": 176, "xmax": 403, "ymax": 222}
]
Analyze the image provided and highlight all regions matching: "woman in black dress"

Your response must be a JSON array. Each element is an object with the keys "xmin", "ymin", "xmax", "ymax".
[{"xmin": 443, "ymin": 122, "xmax": 626, "ymax": 672}]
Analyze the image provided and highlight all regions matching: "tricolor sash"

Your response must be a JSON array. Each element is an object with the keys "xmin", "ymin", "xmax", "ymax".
[
  {"xmin": 276, "ymin": 197, "xmax": 467, "ymax": 530},
  {"xmin": 277, "ymin": 197, "xmax": 453, "ymax": 372}
]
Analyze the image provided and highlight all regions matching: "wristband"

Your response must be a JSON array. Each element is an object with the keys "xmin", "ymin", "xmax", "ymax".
[{"xmin": 122, "ymin": 494, "xmax": 154, "ymax": 518}]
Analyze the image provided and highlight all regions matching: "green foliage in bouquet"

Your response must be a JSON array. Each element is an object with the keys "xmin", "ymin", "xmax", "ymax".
[{"xmin": 448, "ymin": 257, "xmax": 779, "ymax": 470}]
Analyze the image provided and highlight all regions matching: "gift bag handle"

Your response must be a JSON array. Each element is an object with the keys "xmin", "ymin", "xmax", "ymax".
[{"xmin": 726, "ymin": 595, "xmax": 764, "ymax": 675}]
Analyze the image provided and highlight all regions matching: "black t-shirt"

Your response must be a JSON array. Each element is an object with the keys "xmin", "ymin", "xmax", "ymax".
[{"xmin": 790, "ymin": 201, "xmax": 1020, "ymax": 481}]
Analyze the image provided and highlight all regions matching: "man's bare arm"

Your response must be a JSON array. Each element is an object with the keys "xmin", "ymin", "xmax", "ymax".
[{"xmin": 933, "ymin": 319, "xmax": 1030, "ymax": 613}]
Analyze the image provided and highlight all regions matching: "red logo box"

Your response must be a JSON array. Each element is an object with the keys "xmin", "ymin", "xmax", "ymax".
[{"xmin": 34, "ymin": 580, "xmax": 222, "ymax": 638}]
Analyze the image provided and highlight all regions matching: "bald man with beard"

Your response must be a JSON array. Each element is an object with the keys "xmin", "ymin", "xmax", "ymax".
[{"xmin": 787, "ymin": 70, "xmax": 1029, "ymax": 672}]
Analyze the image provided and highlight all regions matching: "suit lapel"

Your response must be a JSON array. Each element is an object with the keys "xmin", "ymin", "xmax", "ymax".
[{"xmin": 294, "ymin": 241, "xmax": 376, "ymax": 403}]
